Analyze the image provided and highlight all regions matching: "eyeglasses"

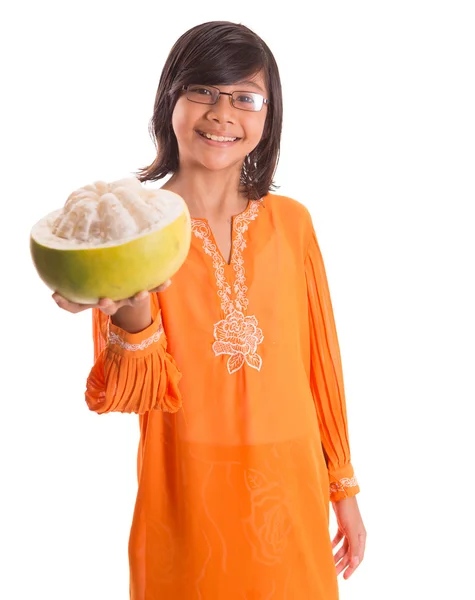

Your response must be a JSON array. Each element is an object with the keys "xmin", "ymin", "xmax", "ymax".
[{"xmin": 182, "ymin": 84, "xmax": 269, "ymax": 112}]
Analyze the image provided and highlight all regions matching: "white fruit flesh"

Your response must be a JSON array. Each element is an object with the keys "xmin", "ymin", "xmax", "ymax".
[{"xmin": 30, "ymin": 178, "xmax": 191, "ymax": 303}]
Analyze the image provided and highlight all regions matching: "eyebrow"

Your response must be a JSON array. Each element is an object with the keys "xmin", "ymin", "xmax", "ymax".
[{"xmin": 233, "ymin": 80, "xmax": 266, "ymax": 93}]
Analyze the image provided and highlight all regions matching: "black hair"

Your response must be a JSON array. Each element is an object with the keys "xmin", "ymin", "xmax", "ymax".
[{"xmin": 136, "ymin": 21, "xmax": 283, "ymax": 200}]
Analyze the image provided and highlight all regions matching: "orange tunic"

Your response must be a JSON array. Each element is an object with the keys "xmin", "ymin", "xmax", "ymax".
[{"xmin": 85, "ymin": 193, "xmax": 360, "ymax": 599}]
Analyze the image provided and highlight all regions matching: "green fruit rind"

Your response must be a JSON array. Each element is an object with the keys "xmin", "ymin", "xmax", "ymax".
[{"xmin": 30, "ymin": 200, "xmax": 191, "ymax": 304}]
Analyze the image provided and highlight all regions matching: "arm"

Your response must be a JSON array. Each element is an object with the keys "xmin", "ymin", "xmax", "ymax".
[
  {"xmin": 304, "ymin": 213, "xmax": 360, "ymax": 502},
  {"xmin": 303, "ymin": 213, "xmax": 367, "ymax": 577},
  {"xmin": 85, "ymin": 291, "xmax": 182, "ymax": 415}
]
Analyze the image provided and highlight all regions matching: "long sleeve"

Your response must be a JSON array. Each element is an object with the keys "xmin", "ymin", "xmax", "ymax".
[
  {"xmin": 85, "ymin": 292, "xmax": 182, "ymax": 415},
  {"xmin": 305, "ymin": 216, "xmax": 360, "ymax": 502}
]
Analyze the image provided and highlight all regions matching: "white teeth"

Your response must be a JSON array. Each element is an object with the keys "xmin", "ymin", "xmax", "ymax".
[{"xmin": 201, "ymin": 132, "xmax": 237, "ymax": 142}]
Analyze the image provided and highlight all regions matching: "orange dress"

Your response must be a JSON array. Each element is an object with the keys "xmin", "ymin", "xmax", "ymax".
[{"xmin": 85, "ymin": 193, "xmax": 360, "ymax": 599}]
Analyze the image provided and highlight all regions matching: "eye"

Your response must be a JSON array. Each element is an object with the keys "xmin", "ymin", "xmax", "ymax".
[
  {"xmin": 191, "ymin": 86, "xmax": 213, "ymax": 96},
  {"xmin": 235, "ymin": 94, "xmax": 256, "ymax": 104}
]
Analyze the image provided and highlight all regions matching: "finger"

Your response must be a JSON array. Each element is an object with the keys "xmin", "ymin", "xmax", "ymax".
[
  {"xmin": 342, "ymin": 555, "xmax": 360, "ymax": 580},
  {"xmin": 158, "ymin": 279, "xmax": 172, "ymax": 292},
  {"xmin": 333, "ymin": 538, "xmax": 348, "ymax": 565},
  {"xmin": 348, "ymin": 531, "xmax": 366, "ymax": 565},
  {"xmin": 358, "ymin": 531, "xmax": 367, "ymax": 562},
  {"xmin": 53, "ymin": 293, "xmax": 93, "ymax": 313},
  {"xmin": 331, "ymin": 529, "xmax": 344, "ymax": 549},
  {"xmin": 133, "ymin": 290, "xmax": 150, "ymax": 302},
  {"xmin": 96, "ymin": 290, "xmax": 150, "ymax": 316},
  {"xmin": 128, "ymin": 290, "xmax": 150, "ymax": 308},
  {"xmin": 150, "ymin": 279, "xmax": 172, "ymax": 293},
  {"xmin": 335, "ymin": 554, "xmax": 350, "ymax": 577},
  {"xmin": 97, "ymin": 297, "xmax": 122, "ymax": 315},
  {"xmin": 343, "ymin": 532, "xmax": 365, "ymax": 579}
]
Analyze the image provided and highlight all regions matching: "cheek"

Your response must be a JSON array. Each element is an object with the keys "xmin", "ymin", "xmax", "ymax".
[
  {"xmin": 244, "ymin": 114, "xmax": 267, "ymax": 146},
  {"xmin": 171, "ymin": 104, "xmax": 188, "ymax": 143},
  {"xmin": 171, "ymin": 99, "xmax": 202, "ymax": 144}
]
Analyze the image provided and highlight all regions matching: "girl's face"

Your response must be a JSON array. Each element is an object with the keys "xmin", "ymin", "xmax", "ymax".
[{"xmin": 171, "ymin": 71, "xmax": 268, "ymax": 175}]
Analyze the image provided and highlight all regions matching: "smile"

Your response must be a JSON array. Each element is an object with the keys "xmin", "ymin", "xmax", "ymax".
[{"xmin": 197, "ymin": 131, "xmax": 239, "ymax": 142}]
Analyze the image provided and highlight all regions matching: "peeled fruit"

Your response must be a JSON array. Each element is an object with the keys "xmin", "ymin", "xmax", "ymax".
[{"xmin": 30, "ymin": 177, "xmax": 191, "ymax": 303}]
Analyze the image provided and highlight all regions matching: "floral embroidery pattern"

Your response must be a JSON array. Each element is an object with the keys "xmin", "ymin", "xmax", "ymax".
[
  {"xmin": 213, "ymin": 311, "xmax": 264, "ymax": 374},
  {"xmin": 192, "ymin": 202, "xmax": 263, "ymax": 374},
  {"xmin": 329, "ymin": 476, "xmax": 359, "ymax": 495},
  {"xmin": 108, "ymin": 323, "xmax": 164, "ymax": 352}
]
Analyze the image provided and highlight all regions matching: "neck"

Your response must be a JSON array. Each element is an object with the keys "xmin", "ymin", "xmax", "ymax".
[{"xmin": 162, "ymin": 167, "xmax": 249, "ymax": 220}]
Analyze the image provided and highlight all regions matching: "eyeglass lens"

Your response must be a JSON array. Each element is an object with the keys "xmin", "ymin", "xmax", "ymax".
[{"xmin": 186, "ymin": 85, "xmax": 264, "ymax": 112}]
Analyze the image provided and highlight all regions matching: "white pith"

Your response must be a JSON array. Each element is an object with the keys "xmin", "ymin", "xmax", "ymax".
[{"xmin": 31, "ymin": 179, "xmax": 188, "ymax": 250}]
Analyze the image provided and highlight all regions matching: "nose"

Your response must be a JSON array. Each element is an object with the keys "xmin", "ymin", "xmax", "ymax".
[{"xmin": 206, "ymin": 95, "xmax": 235, "ymax": 124}]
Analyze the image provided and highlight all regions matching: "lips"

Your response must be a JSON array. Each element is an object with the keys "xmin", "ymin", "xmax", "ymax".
[{"xmin": 196, "ymin": 130, "xmax": 241, "ymax": 142}]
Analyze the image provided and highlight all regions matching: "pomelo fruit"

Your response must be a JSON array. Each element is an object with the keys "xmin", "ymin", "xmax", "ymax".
[{"xmin": 30, "ymin": 177, "xmax": 191, "ymax": 303}]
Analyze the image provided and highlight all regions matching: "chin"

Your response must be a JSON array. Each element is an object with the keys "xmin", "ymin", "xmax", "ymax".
[{"xmin": 198, "ymin": 156, "xmax": 243, "ymax": 173}]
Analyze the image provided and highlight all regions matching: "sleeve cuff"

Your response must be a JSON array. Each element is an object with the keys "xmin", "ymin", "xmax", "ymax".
[
  {"xmin": 85, "ymin": 309, "xmax": 183, "ymax": 415},
  {"xmin": 107, "ymin": 313, "xmax": 164, "ymax": 358},
  {"xmin": 328, "ymin": 463, "xmax": 360, "ymax": 502}
]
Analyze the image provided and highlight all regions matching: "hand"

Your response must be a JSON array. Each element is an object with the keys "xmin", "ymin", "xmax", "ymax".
[
  {"xmin": 52, "ymin": 280, "xmax": 172, "ymax": 316},
  {"xmin": 331, "ymin": 496, "xmax": 367, "ymax": 580}
]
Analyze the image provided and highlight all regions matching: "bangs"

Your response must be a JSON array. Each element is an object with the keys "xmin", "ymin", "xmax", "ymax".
[
  {"xmin": 171, "ymin": 39, "xmax": 267, "ymax": 91},
  {"xmin": 137, "ymin": 21, "xmax": 283, "ymax": 200}
]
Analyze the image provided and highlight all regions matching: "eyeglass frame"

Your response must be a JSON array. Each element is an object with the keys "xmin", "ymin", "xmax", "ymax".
[{"xmin": 181, "ymin": 84, "xmax": 269, "ymax": 112}]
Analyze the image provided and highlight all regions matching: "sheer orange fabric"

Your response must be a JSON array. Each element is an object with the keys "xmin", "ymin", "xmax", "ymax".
[{"xmin": 85, "ymin": 194, "xmax": 360, "ymax": 599}]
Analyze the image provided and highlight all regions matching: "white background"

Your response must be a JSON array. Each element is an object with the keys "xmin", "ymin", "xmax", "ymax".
[{"xmin": 1, "ymin": 1, "xmax": 474, "ymax": 598}]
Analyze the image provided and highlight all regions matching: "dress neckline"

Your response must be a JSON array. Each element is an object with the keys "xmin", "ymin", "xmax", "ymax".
[
  {"xmin": 190, "ymin": 199, "xmax": 260, "ymax": 223},
  {"xmin": 190, "ymin": 199, "xmax": 262, "ymax": 266}
]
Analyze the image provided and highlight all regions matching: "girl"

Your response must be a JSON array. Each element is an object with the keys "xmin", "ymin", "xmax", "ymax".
[{"xmin": 54, "ymin": 20, "xmax": 366, "ymax": 600}]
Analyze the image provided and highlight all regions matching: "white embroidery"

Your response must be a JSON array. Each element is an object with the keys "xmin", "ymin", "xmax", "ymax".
[
  {"xmin": 192, "ymin": 201, "xmax": 263, "ymax": 374},
  {"xmin": 108, "ymin": 323, "xmax": 164, "ymax": 352},
  {"xmin": 191, "ymin": 221, "xmax": 234, "ymax": 314},
  {"xmin": 232, "ymin": 203, "xmax": 260, "ymax": 311},
  {"xmin": 213, "ymin": 310, "xmax": 264, "ymax": 374},
  {"xmin": 329, "ymin": 476, "xmax": 359, "ymax": 495}
]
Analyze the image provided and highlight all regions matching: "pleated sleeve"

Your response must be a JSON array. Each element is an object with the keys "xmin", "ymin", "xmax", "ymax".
[
  {"xmin": 85, "ymin": 292, "xmax": 182, "ymax": 415},
  {"xmin": 305, "ymin": 215, "xmax": 360, "ymax": 502}
]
